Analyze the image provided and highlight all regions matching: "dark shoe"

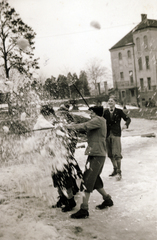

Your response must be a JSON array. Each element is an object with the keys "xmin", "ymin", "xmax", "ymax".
[
  {"xmin": 52, "ymin": 195, "xmax": 68, "ymax": 208},
  {"xmin": 62, "ymin": 197, "xmax": 76, "ymax": 212},
  {"xmin": 96, "ymin": 197, "xmax": 113, "ymax": 209},
  {"xmin": 109, "ymin": 168, "xmax": 117, "ymax": 177},
  {"xmin": 71, "ymin": 208, "xmax": 89, "ymax": 219}
]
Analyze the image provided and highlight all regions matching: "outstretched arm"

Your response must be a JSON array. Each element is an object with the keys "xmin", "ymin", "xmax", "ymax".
[
  {"xmin": 67, "ymin": 117, "xmax": 101, "ymax": 131},
  {"xmin": 121, "ymin": 110, "xmax": 131, "ymax": 128}
]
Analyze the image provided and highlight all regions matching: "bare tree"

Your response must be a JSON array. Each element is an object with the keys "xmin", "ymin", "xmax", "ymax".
[{"xmin": 86, "ymin": 58, "xmax": 108, "ymax": 95}]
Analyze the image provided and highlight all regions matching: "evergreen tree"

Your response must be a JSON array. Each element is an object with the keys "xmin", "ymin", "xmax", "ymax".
[
  {"xmin": 71, "ymin": 73, "xmax": 80, "ymax": 98},
  {"xmin": 67, "ymin": 72, "xmax": 90, "ymax": 99},
  {"xmin": 44, "ymin": 76, "xmax": 58, "ymax": 99},
  {"xmin": 57, "ymin": 74, "xmax": 70, "ymax": 99},
  {"xmin": 67, "ymin": 72, "xmax": 80, "ymax": 99},
  {"xmin": 78, "ymin": 71, "xmax": 90, "ymax": 96},
  {"xmin": 0, "ymin": 0, "xmax": 39, "ymax": 78}
]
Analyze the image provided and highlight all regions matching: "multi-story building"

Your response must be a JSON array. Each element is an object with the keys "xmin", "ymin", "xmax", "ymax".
[{"xmin": 109, "ymin": 14, "xmax": 157, "ymax": 106}]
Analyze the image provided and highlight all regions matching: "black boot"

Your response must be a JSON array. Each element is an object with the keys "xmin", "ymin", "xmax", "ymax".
[
  {"xmin": 109, "ymin": 167, "xmax": 117, "ymax": 177},
  {"xmin": 52, "ymin": 195, "xmax": 68, "ymax": 208},
  {"xmin": 62, "ymin": 197, "xmax": 76, "ymax": 212},
  {"xmin": 96, "ymin": 195, "xmax": 113, "ymax": 209},
  {"xmin": 71, "ymin": 208, "xmax": 89, "ymax": 219}
]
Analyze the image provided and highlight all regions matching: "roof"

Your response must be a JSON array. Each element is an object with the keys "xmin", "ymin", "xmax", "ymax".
[
  {"xmin": 110, "ymin": 18, "xmax": 157, "ymax": 50},
  {"xmin": 109, "ymin": 30, "xmax": 134, "ymax": 50}
]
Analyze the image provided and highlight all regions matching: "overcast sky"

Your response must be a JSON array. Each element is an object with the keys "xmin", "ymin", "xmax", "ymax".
[{"xmin": 7, "ymin": 0, "xmax": 157, "ymax": 80}]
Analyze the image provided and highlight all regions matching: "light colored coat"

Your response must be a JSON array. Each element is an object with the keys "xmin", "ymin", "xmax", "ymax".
[{"xmin": 72, "ymin": 116, "xmax": 107, "ymax": 156}]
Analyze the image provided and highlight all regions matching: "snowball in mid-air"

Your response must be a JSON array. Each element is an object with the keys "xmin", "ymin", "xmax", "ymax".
[
  {"xmin": 17, "ymin": 38, "xmax": 30, "ymax": 51},
  {"xmin": 90, "ymin": 21, "xmax": 101, "ymax": 29}
]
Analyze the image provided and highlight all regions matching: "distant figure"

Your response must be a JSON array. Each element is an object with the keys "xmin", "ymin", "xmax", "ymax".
[
  {"xmin": 97, "ymin": 99, "xmax": 102, "ymax": 106},
  {"xmin": 57, "ymin": 104, "xmax": 74, "ymax": 123},
  {"xmin": 147, "ymin": 98, "xmax": 155, "ymax": 108},
  {"xmin": 70, "ymin": 99, "xmax": 79, "ymax": 111}
]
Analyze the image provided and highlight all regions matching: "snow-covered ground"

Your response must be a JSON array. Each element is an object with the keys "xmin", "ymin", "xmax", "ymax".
[
  {"xmin": 0, "ymin": 117, "xmax": 157, "ymax": 240},
  {"xmin": 53, "ymin": 101, "xmax": 139, "ymax": 112}
]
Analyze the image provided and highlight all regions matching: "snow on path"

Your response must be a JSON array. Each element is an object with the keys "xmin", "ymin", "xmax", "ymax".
[
  {"xmin": 72, "ymin": 119, "xmax": 157, "ymax": 240},
  {"xmin": 0, "ymin": 118, "xmax": 157, "ymax": 240}
]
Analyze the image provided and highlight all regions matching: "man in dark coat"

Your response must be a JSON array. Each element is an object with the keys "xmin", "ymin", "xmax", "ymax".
[{"xmin": 103, "ymin": 96, "xmax": 131, "ymax": 180}]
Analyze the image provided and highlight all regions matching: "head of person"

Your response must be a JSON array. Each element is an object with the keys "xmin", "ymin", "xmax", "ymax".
[
  {"xmin": 57, "ymin": 103, "xmax": 73, "ymax": 123},
  {"xmin": 88, "ymin": 106, "xmax": 103, "ymax": 119},
  {"xmin": 97, "ymin": 99, "xmax": 102, "ymax": 106},
  {"xmin": 108, "ymin": 95, "xmax": 117, "ymax": 109},
  {"xmin": 40, "ymin": 105, "xmax": 55, "ymax": 118}
]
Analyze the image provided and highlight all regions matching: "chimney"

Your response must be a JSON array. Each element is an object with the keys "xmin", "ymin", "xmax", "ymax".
[
  {"xmin": 141, "ymin": 14, "xmax": 147, "ymax": 21},
  {"xmin": 104, "ymin": 81, "xmax": 108, "ymax": 95}
]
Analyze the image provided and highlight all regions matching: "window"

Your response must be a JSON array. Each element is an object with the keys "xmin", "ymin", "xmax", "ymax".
[
  {"xmin": 120, "ymin": 72, "xmax": 124, "ymax": 80},
  {"xmin": 97, "ymin": 82, "xmax": 101, "ymax": 94},
  {"xmin": 136, "ymin": 37, "xmax": 141, "ymax": 51},
  {"xmin": 144, "ymin": 35, "xmax": 148, "ymax": 50},
  {"xmin": 127, "ymin": 50, "xmax": 131, "ymax": 59},
  {"xmin": 104, "ymin": 81, "xmax": 107, "ymax": 88},
  {"xmin": 147, "ymin": 78, "xmax": 151, "ymax": 90},
  {"xmin": 138, "ymin": 57, "xmax": 143, "ymax": 70},
  {"xmin": 118, "ymin": 52, "xmax": 122, "ymax": 60},
  {"xmin": 140, "ymin": 78, "xmax": 144, "ymax": 91},
  {"xmin": 145, "ymin": 56, "xmax": 150, "ymax": 69},
  {"xmin": 122, "ymin": 91, "xmax": 125, "ymax": 98},
  {"xmin": 129, "ymin": 71, "xmax": 134, "ymax": 85},
  {"xmin": 131, "ymin": 89, "xmax": 135, "ymax": 97}
]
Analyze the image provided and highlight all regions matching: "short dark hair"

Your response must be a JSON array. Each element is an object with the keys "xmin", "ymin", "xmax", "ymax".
[
  {"xmin": 40, "ymin": 105, "xmax": 55, "ymax": 116},
  {"xmin": 109, "ymin": 95, "xmax": 117, "ymax": 102},
  {"xmin": 89, "ymin": 106, "xmax": 103, "ymax": 116}
]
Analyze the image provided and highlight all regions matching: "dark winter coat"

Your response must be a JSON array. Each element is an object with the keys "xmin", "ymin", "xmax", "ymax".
[{"xmin": 103, "ymin": 108, "xmax": 131, "ymax": 137}]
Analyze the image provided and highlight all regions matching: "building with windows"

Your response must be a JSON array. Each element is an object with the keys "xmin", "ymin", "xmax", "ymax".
[{"xmin": 109, "ymin": 14, "xmax": 157, "ymax": 106}]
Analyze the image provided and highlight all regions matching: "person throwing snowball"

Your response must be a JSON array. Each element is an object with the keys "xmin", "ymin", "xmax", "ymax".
[{"xmin": 67, "ymin": 106, "xmax": 113, "ymax": 219}]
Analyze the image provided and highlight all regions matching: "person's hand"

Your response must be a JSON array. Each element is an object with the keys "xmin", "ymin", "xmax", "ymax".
[
  {"xmin": 77, "ymin": 170, "xmax": 83, "ymax": 179},
  {"xmin": 56, "ymin": 129, "xmax": 65, "ymax": 137},
  {"xmin": 122, "ymin": 125, "xmax": 127, "ymax": 131}
]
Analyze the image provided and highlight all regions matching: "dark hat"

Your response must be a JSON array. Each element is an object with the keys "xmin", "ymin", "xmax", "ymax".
[{"xmin": 89, "ymin": 106, "xmax": 103, "ymax": 116}]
